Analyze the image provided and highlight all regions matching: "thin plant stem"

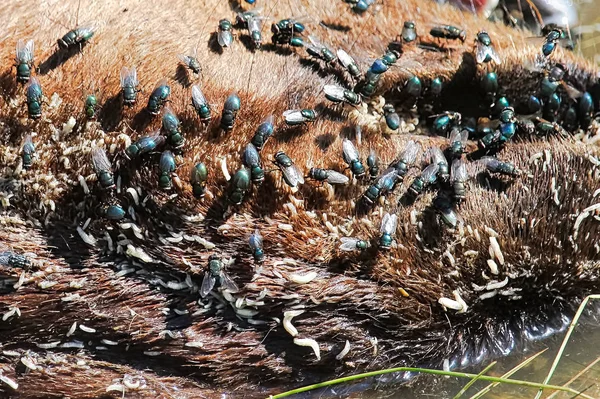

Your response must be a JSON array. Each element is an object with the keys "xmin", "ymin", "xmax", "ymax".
[
  {"xmin": 268, "ymin": 366, "xmax": 597, "ymax": 399},
  {"xmin": 535, "ymin": 295, "xmax": 600, "ymax": 399},
  {"xmin": 469, "ymin": 349, "xmax": 548, "ymax": 399},
  {"xmin": 453, "ymin": 361, "xmax": 497, "ymax": 399},
  {"xmin": 545, "ymin": 356, "xmax": 600, "ymax": 399}
]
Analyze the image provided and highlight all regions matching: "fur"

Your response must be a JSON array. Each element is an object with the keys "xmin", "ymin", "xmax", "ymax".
[{"xmin": 0, "ymin": 0, "xmax": 599, "ymax": 397}]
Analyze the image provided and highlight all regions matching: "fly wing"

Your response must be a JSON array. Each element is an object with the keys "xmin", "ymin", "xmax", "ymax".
[
  {"xmin": 381, "ymin": 166, "xmax": 396, "ymax": 179},
  {"xmin": 248, "ymin": 7, "xmax": 264, "ymax": 15},
  {"xmin": 287, "ymin": 15, "xmax": 313, "ymax": 27},
  {"xmin": 563, "ymin": 83, "xmax": 583, "ymax": 100},
  {"xmin": 378, "ymin": 169, "xmax": 398, "ymax": 192},
  {"xmin": 16, "ymin": 39, "xmax": 34, "ymax": 62},
  {"xmin": 249, "ymin": 230, "xmax": 263, "ymax": 250},
  {"xmin": 0, "ymin": 252, "xmax": 12, "ymax": 266},
  {"xmin": 426, "ymin": 146, "xmax": 446, "ymax": 165},
  {"xmin": 450, "ymin": 159, "xmax": 468, "ymax": 183},
  {"xmin": 308, "ymin": 34, "xmax": 323, "ymax": 49},
  {"xmin": 178, "ymin": 54, "xmax": 192, "ymax": 66},
  {"xmin": 159, "ymin": 151, "xmax": 175, "ymax": 173},
  {"xmin": 449, "ymin": 127, "xmax": 461, "ymax": 142},
  {"xmin": 0, "ymin": 251, "xmax": 10, "ymax": 266},
  {"xmin": 380, "ymin": 213, "xmax": 390, "ymax": 233},
  {"xmin": 400, "ymin": 140, "xmax": 419, "ymax": 164},
  {"xmin": 120, "ymin": 66, "xmax": 138, "ymax": 87},
  {"xmin": 22, "ymin": 134, "xmax": 34, "ymax": 154},
  {"xmin": 237, "ymin": 7, "xmax": 264, "ymax": 24},
  {"xmin": 137, "ymin": 133, "xmax": 165, "ymax": 154},
  {"xmin": 162, "ymin": 106, "xmax": 180, "ymax": 130},
  {"xmin": 283, "ymin": 109, "xmax": 305, "ymax": 124},
  {"xmin": 339, "ymin": 237, "xmax": 360, "ymax": 251},
  {"xmin": 489, "ymin": 47, "xmax": 501, "ymax": 65},
  {"xmin": 261, "ymin": 114, "xmax": 275, "ymax": 126},
  {"xmin": 355, "ymin": 125, "xmax": 362, "ymax": 146},
  {"xmin": 154, "ymin": 78, "xmax": 168, "ymax": 90},
  {"xmin": 27, "ymin": 76, "xmax": 40, "ymax": 88},
  {"xmin": 342, "ymin": 139, "xmax": 360, "ymax": 164},
  {"xmin": 120, "ymin": 66, "xmax": 130, "ymax": 87},
  {"xmin": 421, "ymin": 163, "xmax": 440, "ymax": 183},
  {"xmin": 218, "ymin": 31, "xmax": 233, "ymax": 47},
  {"xmin": 282, "ymin": 164, "xmax": 304, "ymax": 187},
  {"xmin": 325, "ymin": 170, "xmax": 349, "ymax": 184},
  {"xmin": 200, "ymin": 272, "xmax": 216, "ymax": 298},
  {"xmin": 75, "ymin": 24, "xmax": 96, "ymax": 39},
  {"xmin": 380, "ymin": 213, "xmax": 398, "ymax": 234},
  {"xmin": 459, "ymin": 129, "xmax": 469, "ymax": 144},
  {"xmin": 91, "ymin": 148, "xmax": 112, "ymax": 174},
  {"xmin": 243, "ymin": 143, "xmax": 261, "ymax": 167},
  {"xmin": 191, "ymin": 84, "xmax": 207, "ymax": 107},
  {"xmin": 248, "ymin": 16, "xmax": 262, "ymax": 32},
  {"xmin": 324, "ymin": 84, "xmax": 346, "ymax": 99},
  {"xmin": 367, "ymin": 149, "xmax": 378, "ymax": 168},
  {"xmin": 475, "ymin": 42, "xmax": 491, "ymax": 64},
  {"xmin": 479, "ymin": 156, "xmax": 501, "ymax": 172},
  {"xmin": 337, "ymin": 49, "xmax": 355, "ymax": 68},
  {"xmin": 219, "ymin": 271, "xmax": 240, "ymax": 293}
]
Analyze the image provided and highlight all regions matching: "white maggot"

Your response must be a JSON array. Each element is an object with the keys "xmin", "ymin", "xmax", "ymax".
[
  {"xmin": 335, "ymin": 340, "xmax": 351, "ymax": 360},
  {"xmin": 288, "ymin": 271, "xmax": 317, "ymax": 284},
  {"xmin": 293, "ymin": 338, "xmax": 321, "ymax": 361},
  {"xmin": 283, "ymin": 310, "xmax": 304, "ymax": 337}
]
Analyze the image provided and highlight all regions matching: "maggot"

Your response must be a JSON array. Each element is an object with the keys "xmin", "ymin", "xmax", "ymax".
[
  {"xmin": 221, "ymin": 157, "xmax": 231, "ymax": 181},
  {"xmin": 235, "ymin": 308, "xmax": 259, "ymax": 318},
  {"xmin": 79, "ymin": 324, "xmax": 96, "ymax": 333},
  {"xmin": 486, "ymin": 277, "xmax": 509, "ymax": 290},
  {"xmin": 335, "ymin": 340, "xmax": 351, "ymax": 360},
  {"xmin": 78, "ymin": 175, "xmax": 89, "ymax": 194},
  {"xmin": 487, "ymin": 259, "xmax": 499, "ymax": 275},
  {"xmin": 283, "ymin": 310, "xmax": 304, "ymax": 337},
  {"xmin": 126, "ymin": 245, "xmax": 153, "ymax": 263},
  {"xmin": 106, "ymin": 384, "xmax": 125, "ymax": 393},
  {"xmin": 127, "ymin": 187, "xmax": 140, "ymax": 205},
  {"xmin": 288, "ymin": 271, "xmax": 317, "ymax": 284},
  {"xmin": 77, "ymin": 227, "xmax": 97, "ymax": 246},
  {"xmin": 20, "ymin": 356, "xmax": 37, "ymax": 371},
  {"xmin": 0, "ymin": 374, "xmax": 18, "ymax": 390},
  {"xmin": 37, "ymin": 341, "xmax": 60, "ymax": 349},
  {"xmin": 185, "ymin": 341, "xmax": 204, "ymax": 348},
  {"xmin": 293, "ymin": 338, "xmax": 321, "ymax": 361},
  {"xmin": 278, "ymin": 223, "xmax": 294, "ymax": 231},
  {"xmin": 439, "ymin": 290, "xmax": 468, "ymax": 313},
  {"xmin": 489, "ymin": 236, "xmax": 504, "ymax": 265},
  {"xmin": 2, "ymin": 307, "xmax": 20, "ymax": 322}
]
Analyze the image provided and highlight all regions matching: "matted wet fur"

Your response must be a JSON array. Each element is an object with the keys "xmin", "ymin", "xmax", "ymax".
[{"xmin": 0, "ymin": 0, "xmax": 599, "ymax": 397}]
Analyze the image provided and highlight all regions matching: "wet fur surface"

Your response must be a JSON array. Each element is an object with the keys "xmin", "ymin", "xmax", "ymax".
[{"xmin": 0, "ymin": 0, "xmax": 600, "ymax": 397}]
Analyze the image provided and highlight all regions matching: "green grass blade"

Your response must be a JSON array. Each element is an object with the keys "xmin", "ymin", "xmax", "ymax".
[
  {"xmin": 545, "ymin": 356, "xmax": 600, "ymax": 399},
  {"xmin": 469, "ymin": 348, "xmax": 549, "ymax": 399},
  {"xmin": 268, "ymin": 366, "xmax": 598, "ymax": 399},
  {"xmin": 535, "ymin": 295, "xmax": 600, "ymax": 399},
  {"xmin": 453, "ymin": 361, "xmax": 496, "ymax": 399}
]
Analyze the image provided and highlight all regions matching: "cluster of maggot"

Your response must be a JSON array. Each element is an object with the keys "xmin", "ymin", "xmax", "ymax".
[{"xmin": 1, "ymin": 0, "xmax": 600, "ymax": 392}]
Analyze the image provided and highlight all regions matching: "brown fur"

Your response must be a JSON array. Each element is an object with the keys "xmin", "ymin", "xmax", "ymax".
[{"xmin": 0, "ymin": 0, "xmax": 599, "ymax": 397}]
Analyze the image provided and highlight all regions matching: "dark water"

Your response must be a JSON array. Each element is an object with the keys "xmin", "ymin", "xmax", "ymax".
[
  {"xmin": 388, "ymin": 326, "xmax": 600, "ymax": 398},
  {"xmin": 291, "ymin": 323, "xmax": 600, "ymax": 399}
]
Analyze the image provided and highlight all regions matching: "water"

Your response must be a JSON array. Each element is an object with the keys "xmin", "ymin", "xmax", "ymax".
[
  {"xmin": 378, "ymin": 326, "xmax": 600, "ymax": 398},
  {"xmin": 292, "ymin": 321, "xmax": 600, "ymax": 399}
]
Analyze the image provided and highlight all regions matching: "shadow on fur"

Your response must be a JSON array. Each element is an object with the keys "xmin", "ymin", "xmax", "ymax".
[{"xmin": 38, "ymin": 45, "xmax": 87, "ymax": 75}]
